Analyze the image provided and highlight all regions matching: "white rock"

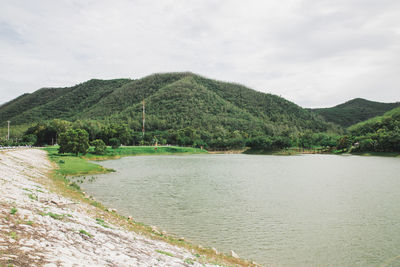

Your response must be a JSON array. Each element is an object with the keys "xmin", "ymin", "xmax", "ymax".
[
  {"xmin": 212, "ymin": 247, "xmax": 219, "ymax": 255},
  {"xmin": 230, "ymin": 250, "xmax": 239, "ymax": 259},
  {"xmin": 151, "ymin": 226, "xmax": 160, "ymax": 235}
]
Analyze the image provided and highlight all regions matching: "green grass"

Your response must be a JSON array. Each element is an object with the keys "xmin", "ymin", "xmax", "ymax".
[
  {"xmin": 10, "ymin": 207, "xmax": 17, "ymax": 215},
  {"xmin": 85, "ymin": 145, "xmax": 207, "ymax": 160},
  {"xmin": 79, "ymin": 229, "xmax": 93, "ymax": 237},
  {"xmin": 42, "ymin": 146, "xmax": 206, "ymax": 176},
  {"xmin": 155, "ymin": 249, "xmax": 174, "ymax": 257},
  {"xmin": 42, "ymin": 146, "xmax": 108, "ymax": 176},
  {"xmin": 39, "ymin": 212, "xmax": 64, "ymax": 220},
  {"xmin": 10, "ymin": 231, "xmax": 17, "ymax": 240},
  {"xmin": 28, "ymin": 193, "xmax": 38, "ymax": 200},
  {"xmin": 96, "ymin": 218, "xmax": 111, "ymax": 228},
  {"xmin": 184, "ymin": 258, "xmax": 195, "ymax": 265},
  {"xmin": 350, "ymin": 151, "xmax": 400, "ymax": 157}
]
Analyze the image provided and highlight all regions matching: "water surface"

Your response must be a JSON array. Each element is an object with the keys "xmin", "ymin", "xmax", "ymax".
[{"xmin": 81, "ymin": 154, "xmax": 400, "ymax": 266}]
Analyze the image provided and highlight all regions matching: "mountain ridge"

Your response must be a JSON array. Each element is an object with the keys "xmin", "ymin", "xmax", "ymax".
[
  {"xmin": 0, "ymin": 72, "xmax": 335, "ymax": 136},
  {"xmin": 310, "ymin": 98, "xmax": 400, "ymax": 127}
]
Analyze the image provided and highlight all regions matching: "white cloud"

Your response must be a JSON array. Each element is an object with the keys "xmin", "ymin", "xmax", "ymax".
[{"xmin": 0, "ymin": 0, "xmax": 399, "ymax": 108}]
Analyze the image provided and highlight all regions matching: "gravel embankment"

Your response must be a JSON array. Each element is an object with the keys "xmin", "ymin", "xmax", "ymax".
[{"xmin": 0, "ymin": 149, "xmax": 215, "ymax": 266}]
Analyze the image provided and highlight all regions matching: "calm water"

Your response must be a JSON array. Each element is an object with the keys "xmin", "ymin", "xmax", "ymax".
[{"xmin": 81, "ymin": 154, "xmax": 400, "ymax": 266}]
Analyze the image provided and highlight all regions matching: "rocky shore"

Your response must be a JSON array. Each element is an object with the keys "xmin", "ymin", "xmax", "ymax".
[{"xmin": 0, "ymin": 149, "xmax": 221, "ymax": 266}]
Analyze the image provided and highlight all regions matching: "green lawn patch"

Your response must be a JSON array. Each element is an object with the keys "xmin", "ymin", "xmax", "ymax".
[
  {"xmin": 42, "ymin": 146, "xmax": 206, "ymax": 176},
  {"xmin": 84, "ymin": 145, "xmax": 207, "ymax": 160},
  {"xmin": 42, "ymin": 146, "xmax": 108, "ymax": 176}
]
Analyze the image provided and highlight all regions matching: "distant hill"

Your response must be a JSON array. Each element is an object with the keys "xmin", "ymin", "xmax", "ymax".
[
  {"xmin": 0, "ymin": 72, "xmax": 335, "ymax": 136},
  {"xmin": 348, "ymin": 106, "xmax": 400, "ymax": 135},
  {"xmin": 347, "ymin": 106, "xmax": 400, "ymax": 152},
  {"xmin": 311, "ymin": 98, "xmax": 400, "ymax": 127}
]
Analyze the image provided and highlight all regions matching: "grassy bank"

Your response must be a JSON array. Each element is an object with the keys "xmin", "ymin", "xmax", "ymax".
[
  {"xmin": 85, "ymin": 145, "xmax": 207, "ymax": 160},
  {"xmin": 244, "ymin": 147, "xmax": 331, "ymax": 156},
  {"xmin": 41, "ymin": 146, "xmax": 253, "ymax": 266},
  {"xmin": 42, "ymin": 145, "xmax": 207, "ymax": 175},
  {"xmin": 350, "ymin": 151, "xmax": 400, "ymax": 157},
  {"xmin": 42, "ymin": 147, "xmax": 110, "ymax": 176},
  {"xmin": 244, "ymin": 147, "xmax": 400, "ymax": 157}
]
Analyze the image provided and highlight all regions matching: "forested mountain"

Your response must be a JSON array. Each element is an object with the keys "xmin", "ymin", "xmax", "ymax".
[
  {"xmin": 0, "ymin": 72, "xmax": 335, "ymax": 136},
  {"xmin": 2, "ymin": 72, "xmax": 400, "ymax": 152},
  {"xmin": 311, "ymin": 98, "xmax": 400, "ymax": 127}
]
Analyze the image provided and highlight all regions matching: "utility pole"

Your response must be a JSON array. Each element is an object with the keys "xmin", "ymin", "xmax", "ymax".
[
  {"xmin": 7, "ymin": 121, "xmax": 10, "ymax": 140},
  {"xmin": 142, "ymin": 100, "xmax": 145, "ymax": 139}
]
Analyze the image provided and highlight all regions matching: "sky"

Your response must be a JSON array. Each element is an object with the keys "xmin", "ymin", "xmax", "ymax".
[{"xmin": 0, "ymin": 0, "xmax": 399, "ymax": 108}]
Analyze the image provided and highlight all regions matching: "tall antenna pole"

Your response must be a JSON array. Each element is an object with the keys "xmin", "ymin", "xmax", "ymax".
[
  {"xmin": 142, "ymin": 100, "xmax": 145, "ymax": 139},
  {"xmin": 7, "ymin": 121, "xmax": 10, "ymax": 140}
]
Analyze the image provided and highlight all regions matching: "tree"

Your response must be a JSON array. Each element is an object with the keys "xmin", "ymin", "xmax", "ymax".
[
  {"xmin": 336, "ymin": 135, "xmax": 352, "ymax": 150},
  {"xmin": 246, "ymin": 136, "xmax": 273, "ymax": 150},
  {"xmin": 272, "ymin": 136, "xmax": 292, "ymax": 149},
  {"xmin": 21, "ymin": 134, "xmax": 37, "ymax": 145},
  {"xmin": 58, "ymin": 129, "xmax": 89, "ymax": 155},
  {"xmin": 91, "ymin": 139, "xmax": 106, "ymax": 155},
  {"xmin": 109, "ymin": 138, "xmax": 121, "ymax": 149},
  {"xmin": 25, "ymin": 122, "xmax": 55, "ymax": 146}
]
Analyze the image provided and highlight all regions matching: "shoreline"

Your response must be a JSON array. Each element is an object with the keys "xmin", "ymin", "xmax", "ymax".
[
  {"xmin": 243, "ymin": 148, "xmax": 400, "ymax": 157},
  {"xmin": 0, "ymin": 149, "xmax": 256, "ymax": 266}
]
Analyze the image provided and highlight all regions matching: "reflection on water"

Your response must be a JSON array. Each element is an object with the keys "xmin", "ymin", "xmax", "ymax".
[{"xmin": 82, "ymin": 154, "xmax": 400, "ymax": 266}]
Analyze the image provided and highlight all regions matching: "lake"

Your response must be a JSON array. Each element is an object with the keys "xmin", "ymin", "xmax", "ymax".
[{"xmin": 81, "ymin": 154, "xmax": 400, "ymax": 266}]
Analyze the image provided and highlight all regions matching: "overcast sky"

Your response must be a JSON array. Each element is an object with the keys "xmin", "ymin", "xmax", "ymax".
[{"xmin": 1, "ymin": 0, "xmax": 399, "ymax": 108}]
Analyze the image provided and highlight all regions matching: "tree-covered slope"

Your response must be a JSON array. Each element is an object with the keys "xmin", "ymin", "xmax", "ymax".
[
  {"xmin": 348, "ymin": 106, "xmax": 400, "ymax": 136},
  {"xmin": 0, "ymin": 87, "xmax": 73, "ymax": 123},
  {"xmin": 114, "ymin": 76, "xmax": 270, "ymax": 133},
  {"xmin": 3, "ymin": 79, "xmax": 131, "ymax": 124},
  {"xmin": 191, "ymin": 75, "xmax": 329, "ymax": 132},
  {"xmin": 0, "ymin": 72, "xmax": 335, "ymax": 136},
  {"xmin": 105, "ymin": 73, "xmax": 335, "ymax": 135},
  {"xmin": 81, "ymin": 73, "xmax": 187, "ymax": 119},
  {"xmin": 311, "ymin": 98, "xmax": 400, "ymax": 127},
  {"xmin": 347, "ymin": 107, "xmax": 400, "ymax": 152}
]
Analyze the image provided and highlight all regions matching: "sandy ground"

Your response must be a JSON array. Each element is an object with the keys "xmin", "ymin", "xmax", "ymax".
[{"xmin": 0, "ymin": 149, "xmax": 217, "ymax": 267}]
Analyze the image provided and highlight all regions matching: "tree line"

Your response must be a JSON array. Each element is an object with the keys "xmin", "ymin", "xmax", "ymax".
[
  {"xmin": 1, "ymin": 106, "xmax": 399, "ymax": 154},
  {"xmin": 0, "ymin": 119, "xmax": 341, "ymax": 152}
]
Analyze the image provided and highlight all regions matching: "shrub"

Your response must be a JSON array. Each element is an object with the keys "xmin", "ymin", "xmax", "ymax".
[
  {"xmin": 58, "ymin": 129, "xmax": 89, "ymax": 155},
  {"xmin": 91, "ymin": 139, "xmax": 106, "ymax": 154}
]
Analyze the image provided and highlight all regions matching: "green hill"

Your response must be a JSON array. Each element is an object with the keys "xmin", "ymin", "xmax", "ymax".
[
  {"xmin": 311, "ymin": 98, "xmax": 400, "ymax": 127},
  {"xmin": 347, "ymin": 106, "xmax": 400, "ymax": 152},
  {"xmin": 0, "ymin": 72, "xmax": 335, "ymax": 137},
  {"xmin": 0, "ymin": 79, "xmax": 131, "ymax": 125},
  {"xmin": 348, "ymin": 106, "xmax": 400, "ymax": 136}
]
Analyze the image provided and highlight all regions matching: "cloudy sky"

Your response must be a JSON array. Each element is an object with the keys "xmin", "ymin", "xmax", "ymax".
[{"xmin": 1, "ymin": 0, "xmax": 399, "ymax": 108}]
